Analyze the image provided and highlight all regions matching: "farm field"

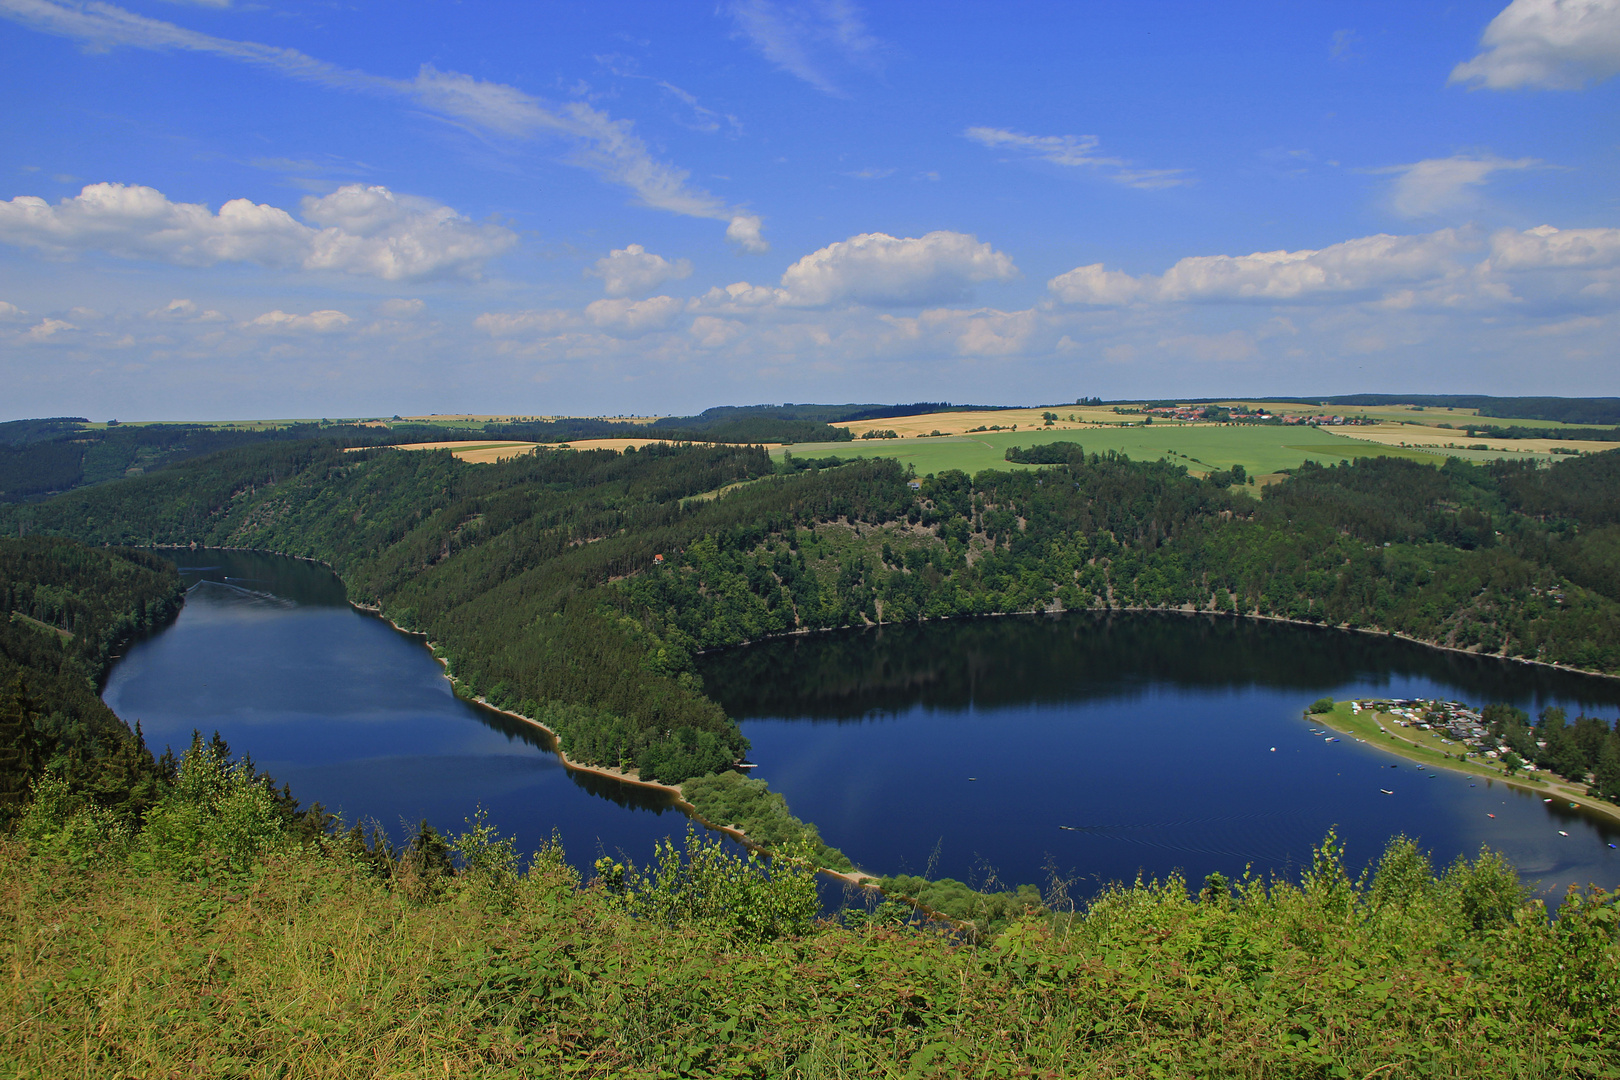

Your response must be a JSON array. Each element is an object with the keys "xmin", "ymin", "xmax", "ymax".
[
  {"xmin": 773, "ymin": 424, "xmax": 1466, "ymax": 479},
  {"xmin": 839, "ymin": 404, "xmax": 1173, "ymax": 437},
  {"xmin": 1333, "ymin": 424, "xmax": 1617, "ymax": 457},
  {"xmin": 383, "ymin": 436, "xmax": 749, "ymax": 462}
]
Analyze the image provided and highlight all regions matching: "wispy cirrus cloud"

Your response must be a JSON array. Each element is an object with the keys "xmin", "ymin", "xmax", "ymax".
[
  {"xmin": 1367, "ymin": 153, "xmax": 1542, "ymax": 217},
  {"xmin": 726, "ymin": 0, "xmax": 880, "ymax": 96},
  {"xmin": 1451, "ymin": 0, "xmax": 1620, "ymax": 90},
  {"xmin": 0, "ymin": 0, "xmax": 767, "ymax": 249},
  {"xmin": 964, "ymin": 127, "xmax": 1191, "ymax": 190}
]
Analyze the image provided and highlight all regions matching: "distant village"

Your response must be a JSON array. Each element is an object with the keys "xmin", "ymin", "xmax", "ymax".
[
  {"xmin": 1117, "ymin": 404, "xmax": 1380, "ymax": 425},
  {"xmin": 1349, "ymin": 698, "xmax": 1519, "ymax": 763}
]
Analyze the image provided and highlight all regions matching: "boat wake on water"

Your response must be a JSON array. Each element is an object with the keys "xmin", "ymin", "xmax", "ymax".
[{"xmin": 184, "ymin": 577, "xmax": 297, "ymax": 610}]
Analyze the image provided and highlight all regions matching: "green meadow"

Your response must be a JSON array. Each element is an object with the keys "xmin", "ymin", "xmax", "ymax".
[{"xmin": 774, "ymin": 424, "xmax": 1473, "ymax": 478}]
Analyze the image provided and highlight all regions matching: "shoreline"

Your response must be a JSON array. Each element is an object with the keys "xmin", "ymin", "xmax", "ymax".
[
  {"xmin": 148, "ymin": 543, "xmax": 1620, "ymax": 875},
  {"xmin": 1311, "ymin": 701, "xmax": 1620, "ymax": 828},
  {"xmin": 151, "ymin": 543, "xmax": 1619, "ymax": 685},
  {"xmin": 351, "ymin": 600, "xmax": 884, "ymax": 889}
]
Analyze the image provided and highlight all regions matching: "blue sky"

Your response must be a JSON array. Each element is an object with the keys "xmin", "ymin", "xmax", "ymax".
[{"xmin": 1, "ymin": 0, "xmax": 1617, "ymax": 420}]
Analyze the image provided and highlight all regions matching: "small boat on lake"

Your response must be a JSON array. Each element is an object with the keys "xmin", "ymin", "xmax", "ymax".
[{"xmin": 1380, "ymin": 789, "xmax": 1393, "ymax": 795}]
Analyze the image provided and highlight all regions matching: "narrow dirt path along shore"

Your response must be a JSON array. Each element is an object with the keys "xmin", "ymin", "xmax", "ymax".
[{"xmin": 1312, "ymin": 700, "xmax": 1620, "ymax": 827}]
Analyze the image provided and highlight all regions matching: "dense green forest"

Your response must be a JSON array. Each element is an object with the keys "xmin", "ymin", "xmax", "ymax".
[
  {"xmin": 6, "ymin": 437, "xmax": 1620, "ymax": 813},
  {"xmin": 1319, "ymin": 394, "xmax": 1620, "ymax": 426},
  {"xmin": 0, "ymin": 412, "xmax": 855, "ymax": 505},
  {"xmin": 0, "ymin": 538, "xmax": 187, "ymax": 815}
]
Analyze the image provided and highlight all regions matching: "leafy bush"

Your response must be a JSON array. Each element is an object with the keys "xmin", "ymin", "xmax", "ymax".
[
  {"xmin": 599, "ymin": 826, "xmax": 819, "ymax": 940},
  {"xmin": 133, "ymin": 736, "xmax": 285, "ymax": 877},
  {"xmin": 1308, "ymin": 697, "xmax": 1336, "ymax": 714}
]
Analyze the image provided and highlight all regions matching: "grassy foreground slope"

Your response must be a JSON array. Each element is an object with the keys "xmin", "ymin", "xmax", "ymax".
[{"xmin": 5, "ymin": 820, "xmax": 1619, "ymax": 1079}]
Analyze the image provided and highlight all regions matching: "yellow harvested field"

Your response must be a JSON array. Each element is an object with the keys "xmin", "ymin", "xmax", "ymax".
[
  {"xmin": 387, "ymin": 441, "xmax": 540, "ymax": 463},
  {"xmin": 841, "ymin": 406, "xmax": 1163, "ymax": 438},
  {"xmin": 399, "ymin": 414, "xmax": 662, "ymax": 423},
  {"xmin": 556, "ymin": 438, "xmax": 745, "ymax": 453},
  {"xmin": 1334, "ymin": 423, "xmax": 1615, "ymax": 456},
  {"xmin": 378, "ymin": 437, "xmax": 767, "ymax": 463}
]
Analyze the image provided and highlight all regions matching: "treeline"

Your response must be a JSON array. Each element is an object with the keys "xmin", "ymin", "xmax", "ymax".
[
  {"xmin": 0, "ymin": 412, "xmax": 859, "ymax": 506},
  {"xmin": 1439, "ymin": 423, "xmax": 1620, "ymax": 443},
  {"xmin": 1321, "ymin": 394, "xmax": 1620, "ymax": 426},
  {"xmin": 0, "ymin": 442, "xmax": 909, "ymax": 785},
  {"xmin": 1482, "ymin": 703, "xmax": 1620, "ymax": 801}
]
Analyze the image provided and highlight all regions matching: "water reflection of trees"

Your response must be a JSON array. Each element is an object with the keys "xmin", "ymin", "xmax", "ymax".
[{"xmin": 700, "ymin": 612, "xmax": 1620, "ymax": 721}]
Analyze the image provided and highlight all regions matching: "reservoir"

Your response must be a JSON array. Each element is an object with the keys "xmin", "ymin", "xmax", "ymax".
[
  {"xmin": 702, "ymin": 615, "xmax": 1620, "ymax": 898},
  {"xmin": 105, "ymin": 550, "xmax": 1620, "ymax": 897},
  {"xmin": 102, "ymin": 550, "xmax": 687, "ymax": 875}
]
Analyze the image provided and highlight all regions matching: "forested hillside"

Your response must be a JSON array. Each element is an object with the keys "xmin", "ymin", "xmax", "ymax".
[
  {"xmin": 5, "ymin": 438, "xmax": 1620, "ymax": 839},
  {"xmin": 0, "ymin": 412, "xmax": 854, "ymax": 505},
  {"xmin": 0, "ymin": 538, "xmax": 185, "ymax": 815}
]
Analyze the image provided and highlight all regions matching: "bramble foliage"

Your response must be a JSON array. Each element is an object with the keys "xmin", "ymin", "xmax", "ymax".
[
  {"xmin": 132, "ymin": 736, "xmax": 288, "ymax": 877},
  {"xmin": 598, "ymin": 826, "xmax": 820, "ymax": 941},
  {"xmin": 4, "ymin": 821, "xmax": 1617, "ymax": 1078}
]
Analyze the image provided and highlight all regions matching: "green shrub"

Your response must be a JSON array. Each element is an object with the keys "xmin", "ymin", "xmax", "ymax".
[
  {"xmin": 132, "ymin": 737, "xmax": 284, "ymax": 877},
  {"xmin": 605, "ymin": 826, "xmax": 819, "ymax": 940}
]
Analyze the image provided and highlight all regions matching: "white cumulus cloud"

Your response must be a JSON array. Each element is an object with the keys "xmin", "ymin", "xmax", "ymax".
[
  {"xmin": 584, "ymin": 295, "xmax": 684, "ymax": 335},
  {"xmin": 588, "ymin": 244, "xmax": 693, "ymax": 297},
  {"xmin": 249, "ymin": 309, "xmax": 352, "ymax": 333},
  {"xmin": 0, "ymin": 300, "xmax": 26, "ymax": 321},
  {"xmin": 1451, "ymin": 0, "xmax": 1620, "ymax": 89},
  {"xmin": 1047, "ymin": 264, "xmax": 1148, "ymax": 305},
  {"xmin": 1048, "ymin": 229, "xmax": 1481, "ymax": 305},
  {"xmin": 776, "ymin": 230, "xmax": 1018, "ymax": 307},
  {"xmin": 726, "ymin": 215, "xmax": 769, "ymax": 254},
  {"xmin": 1370, "ymin": 154, "xmax": 1541, "ymax": 216},
  {"xmin": 1046, "ymin": 224, "xmax": 1620, "ymax": 314},
  {"xmin": 0, "ymin": 182, "xmax": 515, "ymax": 280},
  {"xmin": 1487, "ymin": 223, "xmax": 1620, "ymax": 269},
  {"xmin": 1155, "ymin": 231, "xmax": 1475, "ymax": 301},
  {"xmin": 148, "ymin": 298, "xmax": 226, "ymax": 321},
  {"xmin": 25, "ymin": 317, "xmax": 75, "ymax": 341}
]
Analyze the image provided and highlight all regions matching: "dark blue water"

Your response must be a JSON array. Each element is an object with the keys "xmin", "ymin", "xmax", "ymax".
[
  {"xmin": 102, "ymin": 551, "xmax": 687, "ymax": 874},
  {"xmin": 105, "ymin": 552, "xmax": 1620, "ymax": 900},
  {"xmin": 700, "ymin": 616, "xmax": 1620, "ymax": 899}
]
